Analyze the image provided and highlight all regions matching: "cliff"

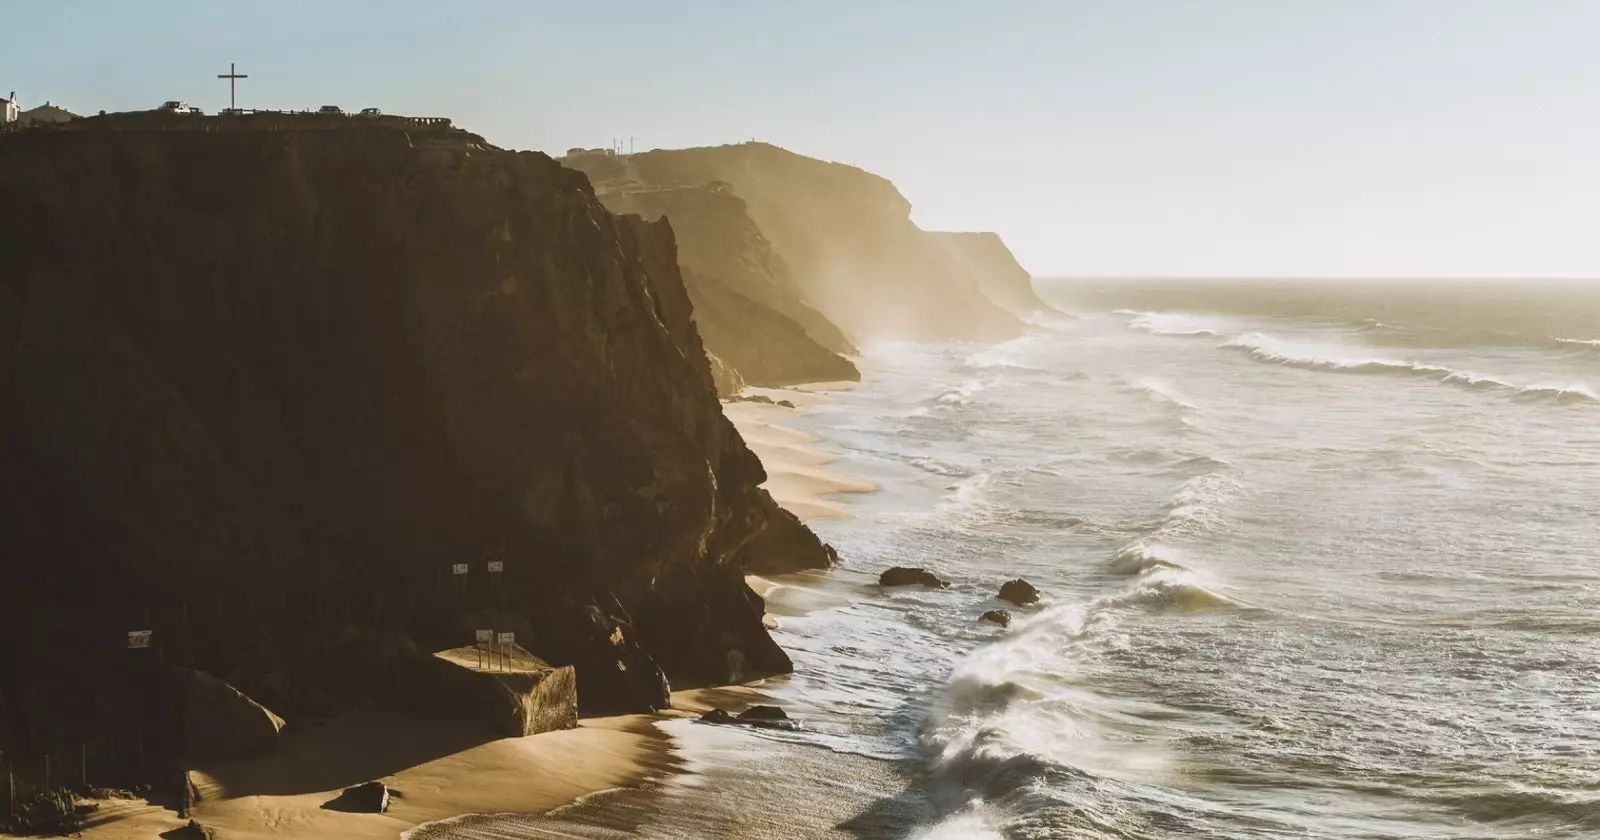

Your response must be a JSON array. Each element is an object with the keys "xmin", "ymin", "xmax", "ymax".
[
  {"xmin": 0, "ymin": 127, "xmax": 836, "ymax": 768},
  {"xmin": 930, "ymin": 231, "xmax": 1051, "ymax": 316},
  {"xmin": 564, "ymin": 143, "xmax": 1026, "ymax": 344},
  {"xmin": 593, "ymin": 184, "xmax": 859, "ymax": 390}
]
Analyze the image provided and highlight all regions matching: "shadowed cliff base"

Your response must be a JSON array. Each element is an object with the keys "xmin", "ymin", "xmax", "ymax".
[
  {"xmin": 0, "ymin": 124, "xmax": 839, "ymax": 795},
  {"xmin": 563, "ymin": 142, "xmax": 1033, "ymax": 346}
]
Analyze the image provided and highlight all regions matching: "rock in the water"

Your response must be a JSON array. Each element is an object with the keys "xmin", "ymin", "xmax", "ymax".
[
  {"xmin": 176, "ymin": 668, "xmax": 286, "ymax": 761},
  {"xmin": 699, "ymin": 708, "xmax": 735, "ymax": 724},
  {"xmin": 879, "ymin": 567, "xmax": 950, "ymax": 588},
  {"xmin": 776, "ymin": 399, "xmax": 796, "ymax": 408},
  {"xmin": 737, "ymin": 705, "xmax": 789, "ymax": 722},
  {"xmin": 327, "ymin": 781, "xmax": 390, "ymax": 814},
  {"xmin": 980, "ymin": 609, "xmax": 1012, "ymax": 627},
  {"xmin": 998, "ymin": 578, "xmax": 1041, "ymax": 606}
]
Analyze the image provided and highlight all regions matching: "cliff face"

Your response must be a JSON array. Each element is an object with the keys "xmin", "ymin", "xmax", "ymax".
[
  {"xmin": 594, "ymin": 185, "xmax": 859, "ymax": 390},
  {"xmin": 931, "ymin": 231, "xmax": 1051, "ymax": 317},
  {"xmin": 564, "ymin": 144, "xmax": 1026, "ymax": 344},
  {"xmin": 0, "ymin": 128, "xmax": 834, "ymax": 757}
]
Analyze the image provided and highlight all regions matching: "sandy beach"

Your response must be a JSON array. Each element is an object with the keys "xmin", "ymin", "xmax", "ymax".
[
  {"xmin": 71, "ymin": 713, "xmax": 666, "ymax": 840},
  {"xmin": 724, "ymin": 384, "xmax": 876, "ymax": 520}
]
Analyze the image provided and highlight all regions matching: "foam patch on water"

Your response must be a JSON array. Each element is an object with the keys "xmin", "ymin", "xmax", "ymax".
[{"xmin": 1117, "ymin": 309, "xmax": 1235, "ymax": 338}]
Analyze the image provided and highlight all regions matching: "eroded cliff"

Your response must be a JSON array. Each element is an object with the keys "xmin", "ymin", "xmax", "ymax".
[
  {"xmin": 593, "ymin": 184, "xmax": 859, "ymax": 389},
  {"xmin": 565, "ymin": 143, "xmax": 1026, "ymax": 344},
  {"xmin": 0, "ymin": 127, "xmax": 835, "ymax": 763},
  {"xmin": 931, "ymin": 231, "xmax": 1052, "ymax": 317}
]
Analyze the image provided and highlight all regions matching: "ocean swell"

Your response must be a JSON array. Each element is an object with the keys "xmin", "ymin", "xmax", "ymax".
[{"xmin": 1222, "ymin": 333, "xmax": 1599, "ymax": 404}]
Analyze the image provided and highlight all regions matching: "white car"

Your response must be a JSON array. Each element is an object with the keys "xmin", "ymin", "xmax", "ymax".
[{"xmin": 158, "ymin": 101, "xmax": 196, "ymax": 114}]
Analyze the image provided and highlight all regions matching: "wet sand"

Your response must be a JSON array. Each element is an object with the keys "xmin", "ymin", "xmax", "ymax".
[{"xmin": 724, "ymin": 384, "xmax": 876, "ymax": 520}]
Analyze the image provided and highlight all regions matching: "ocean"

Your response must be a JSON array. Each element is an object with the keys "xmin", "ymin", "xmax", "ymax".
[{"xmin": 431, "ymin": 279, "xmax": 1600, "ymax": 839}]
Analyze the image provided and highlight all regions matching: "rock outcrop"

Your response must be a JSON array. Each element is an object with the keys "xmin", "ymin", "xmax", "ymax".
[
  {"xmin": 998, "ymin": 579, "xmax": 1042, "ymax": 606},
  {"xmin": 0, "ymin": 126, "xmax": 835, "ymax": 764},
  {"xmin": 591, "ymin": 184, "xmax": 859, "ymax": 390},
  {"xmin": 326, "ymin": 781, "xmax": 390, "ymax": 814},
  {"xmin": 879, "ymin": 568, "xmax": 951, "ymax": 589},
  {"xmin": 931, "ymin": 231, "xmax": 1052, "ymax": 317},
  {"xmin": 980, "ymin": 610, "xmax": 1012, "ymax": 628},
  {"xmin": 565, "ymin": 143, "xmax": 1026, "ymax": 344}
]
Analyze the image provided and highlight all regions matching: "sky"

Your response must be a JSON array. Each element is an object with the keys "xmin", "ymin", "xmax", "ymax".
[{"xmin": 5, "ymin": 1, "xmax": 1599, "ymax": 278}]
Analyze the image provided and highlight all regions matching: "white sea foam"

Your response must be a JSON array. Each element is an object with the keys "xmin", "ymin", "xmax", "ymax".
[
  {"xmin": 934, "ymin": 376, "xmax": 992, "ymax": 405},
  {"xmin": 1117, "ymin": 309, "xmax": 1234, "ymax": 338}
]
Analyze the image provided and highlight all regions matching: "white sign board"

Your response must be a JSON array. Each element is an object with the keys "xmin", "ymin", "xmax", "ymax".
[
  {"xmin": 487, "ymin": 560, "xmax": 504, "ymax": 573},
  {"xmin": 452, "ymin": 563, "xmax": 469, "ymax": 575},
  {"xmin": 127, "ymin": 630, "xmax": 153, "ymax": 649},
  {"xmin": 496, "ymin": 632, "xmax": 515, "ymax": 644},
  {"xmin": 475, "ymin": 629, "xmax": 493, "ymax": 644}
]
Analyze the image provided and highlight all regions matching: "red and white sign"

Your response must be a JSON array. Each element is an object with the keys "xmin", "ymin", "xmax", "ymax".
[{"xmin": 127, "ymin": 630, "xmax": 153, "ymax": 649}]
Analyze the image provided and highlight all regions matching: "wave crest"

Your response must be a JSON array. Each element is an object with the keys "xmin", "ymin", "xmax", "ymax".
[{"xmin": 1223, "ymin": 333, "xmax": 1598, "ymax": 404}]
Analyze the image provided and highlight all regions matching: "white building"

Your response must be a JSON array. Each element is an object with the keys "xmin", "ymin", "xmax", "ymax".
[{"xmin": 2, "ymin": 91, "xmax": 18, "ymax": 124}]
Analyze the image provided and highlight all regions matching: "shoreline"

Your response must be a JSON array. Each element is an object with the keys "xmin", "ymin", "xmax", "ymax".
[{"xmin": 724, "ymin": 382, "xmax": 876, "ymax": 520}]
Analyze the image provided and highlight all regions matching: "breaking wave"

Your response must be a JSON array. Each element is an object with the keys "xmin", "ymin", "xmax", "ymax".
[
  {"xmin": 1222, "ymin": 333, "xmax": 1599, "ymax": 404},
  {"xmin": 1108, "ymin": 541, "xmax": 1189, "ymax": 575},
  {"xmin": 934, "ymin": 376, "xmax": 992, "ymax": 405},
  {"xmin": 959, "ymin": 336, "xmax": 1048, "ymax": 373},
  {"xmin": 1116, "ymin": 309, "xmax": 1232, "ymax": 338},
  {"xmin": 1135, "ymin": 377, "xmax": 1197, "ymax": 411}
]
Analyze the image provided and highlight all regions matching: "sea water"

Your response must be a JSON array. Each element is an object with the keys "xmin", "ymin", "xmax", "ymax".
[{"xmin": 431, "ymin": 279, "xmax": 1600, "ymax": 839}]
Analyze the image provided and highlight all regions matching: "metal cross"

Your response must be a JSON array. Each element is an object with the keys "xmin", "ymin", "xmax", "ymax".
[{"xmin": 217, "ymin": 62, "xmax": 248, "ymax": 111}]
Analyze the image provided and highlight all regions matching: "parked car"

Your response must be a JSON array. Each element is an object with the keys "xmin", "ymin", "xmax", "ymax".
[
  {"xmin": 158, "ymin": 100, "xmax": 196, "ymax": 114},
  {"xmin": 318, "ymin": 105, "xmax": 344, "ymax": 115},
  {"xmin": 359, "ymin": 107, "xmax": 382, "ymax": 117}
]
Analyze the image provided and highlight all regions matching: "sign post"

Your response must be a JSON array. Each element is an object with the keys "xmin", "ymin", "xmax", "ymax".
[
  {"xmin": 487, "ymin": 558, "xmax": 504, "ymax": 600},
  {"xmin": 474, "ymin": 629, "xmax": 493, "ymax": 669},
  {"xmin": 496, "ymin": 632, "xmax": 515, "ymax": 672},
  {"xmin": 485, "ymin": 543, "xmax": 505, "ymax": 600}
]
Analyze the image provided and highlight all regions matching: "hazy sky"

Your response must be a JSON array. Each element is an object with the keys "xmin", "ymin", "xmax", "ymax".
[{"xmin": 7, "ymin": 1, "xmax": 1598, "ymax": 278}]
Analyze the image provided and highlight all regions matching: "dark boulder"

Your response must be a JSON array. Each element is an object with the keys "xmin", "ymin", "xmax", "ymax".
[
  {"xmin": 737, "ymin": 705, "xmax": 789, "ymax": 722},
  {"xmin": 699, "ymin": 708, "xmax": 735, "ymax": 724},
  {"xmin": 162, "ymin": 819, "xmax": 217, "ymax": 840},
  {"xmin": 776, "ymin": 399, "xmax": 796, "ymax": 409},
  {"xmin": 980, "ymin": 609, "xmax": 1012, "ymax": 627},
  {"xmin": 879, "ymin": 567, "xmax": 950, "ymax": 588},
  {"xmin": 998, "ymin": 578, "xmax": 1041, "ymax": 606},
  {"xmin": 326, "ymin": 781, "xmax": 390, "ymax": 814}
]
